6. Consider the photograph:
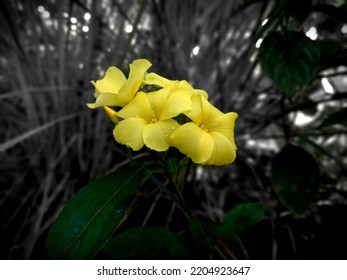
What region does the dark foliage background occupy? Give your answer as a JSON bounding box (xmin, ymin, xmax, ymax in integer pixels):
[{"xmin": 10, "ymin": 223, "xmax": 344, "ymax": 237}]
[{"xmin": 1, "ymin": 0, "xmax": 347, "ymax": 259}]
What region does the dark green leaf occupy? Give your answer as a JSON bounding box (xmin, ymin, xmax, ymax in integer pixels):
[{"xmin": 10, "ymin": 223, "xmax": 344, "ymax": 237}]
[
  {"xmin": 259, "ymin": 30, "xmax": 320, "ymax": 95},
  {"xmin": 103, "ymin": 227, "xmax": 193, "ymax": 259},
  {"xmin": 218, "ymin": 202, "xmax": 265, "ymax": 241},
  {"xmin": 188, "ymin": 217, "xmax": 217, "ymax": 251},
  {"xmin": 271, "ymin": 144, "xmax": 320, "ymax": 215},
  {"xmin": 320, "ymin": 108, "xmax": 347, "ymax": 128},
  {"xmin": 44, "ymin": 164, "xmax": 146, "ymax": 259}
]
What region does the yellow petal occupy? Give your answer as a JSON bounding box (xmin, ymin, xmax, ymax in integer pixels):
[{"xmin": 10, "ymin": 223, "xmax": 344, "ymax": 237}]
[
  {"xmin": 86, "ymin": 92, "xmax": 120, "ymax": 108},
  {"xmin": 93, "ymin": 89, "xmax": 100, "ymax": 99},
  {"xmin": 177, "ymin": 80, "xmax": 193, "ymax": 90},
  {"xmin": 143, "ymin": 119, "xmax": 179, "ymax": 151},
  {"xmin": 144, "ymin": 72, "xmax": 173, "ymax": 89},
  {"xmin": 91, "ymin": 66, "xmax": 126, "ymax": 94},
  {"xmin": 201, "ymin": 96, "xmax": 223, "ymax": 123},
  {"xmin": 145, "ymin": 73, "xmax": 196, "ymax": 91},
  {"xmin": 185, "ymin": 95, "xmax": 224, "ymax": 125},
  {"xmin": 117, "ymin": 92, "xmax": 151, "ymax": 121},
  {"xmin": 191, "ymin": 89, "xmax": 208, "ymax": 99},
  {"xmin": 113, "ymin": 118, "xmax": 147, "ymax": 151},
  {"xmin": 146, "ymin": 89, "xmax": 169, "ymax": 118},
  {"xmin": 204, "ymin": 132, "xmax": 236, "ymax": 165},
  {"xmin": 209, "ymin": 112, "xmax": 238, "ymax": 149},
  {"xmin": 118, "ymin": 59, "xmax": 152, "ymax": 106},
  {"xmin": 184, "ymin": 94, "xmax": 203, "ymax": 124},
  {"xmin": 86, "ymin": 103, "xmax": 96, "ymax": 109},
  {"xmin": 160, "ymin": 90, "xmax": 192, "ymax": 120},
  {"xmin": 171, "ymin": 122, "xmax": 214, "ymax": 163}
]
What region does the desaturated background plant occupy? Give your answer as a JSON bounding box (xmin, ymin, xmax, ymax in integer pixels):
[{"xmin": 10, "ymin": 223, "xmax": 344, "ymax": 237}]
[{"xmin": 1, "ymin": 0, "xmax": 347, "ymax": 259}]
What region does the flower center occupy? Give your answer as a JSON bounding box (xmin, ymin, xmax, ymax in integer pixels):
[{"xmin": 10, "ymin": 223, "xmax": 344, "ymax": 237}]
[
  {"xmin": 150, "ymin": 111, "xmax": 158, "ymax": 123},
  {"xmin": 199, "ymin": 123, "xmax": 209, "ymax": 132}
]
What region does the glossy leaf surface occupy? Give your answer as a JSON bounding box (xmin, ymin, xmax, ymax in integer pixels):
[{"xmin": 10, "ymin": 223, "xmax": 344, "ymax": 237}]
[{"xmin": 45, "ymin": 164, "xmax": 146, "ymax": 259}]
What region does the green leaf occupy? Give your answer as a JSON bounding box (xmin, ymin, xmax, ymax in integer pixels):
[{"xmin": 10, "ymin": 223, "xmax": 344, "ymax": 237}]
[
  {"xmin": 103, "ymin": 227, "xmax": 193, "ymax": 259},
  {"xmin": 259, "ymin": 30, "xmax": 320, "ymax": 95},
  {"xmin": 188, "ymin": 217, "xmax": 217, "ymax": 251},
  {"xmin": 44, "ymin": 164, "xmax": 147, "ymax": 259},
  {"xmin": 218, "ymin": 202, "xmax": 265, "ymax": 241},
  {"xmin": 271, "ymin": 144, "xmax": 320, "ymax": 215},
  {"xmin": 320, "ymin": 107, "xmax": 347, "ymax": 128}
]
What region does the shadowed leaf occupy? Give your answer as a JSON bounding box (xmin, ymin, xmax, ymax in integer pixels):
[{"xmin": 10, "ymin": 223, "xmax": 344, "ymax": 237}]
[
  {"xmin": 271, "ymin": 144, "xmax": 320, "ymax": 215},
  {"xmin": 218, "ymin": 202, "xmax": 264, "ymax": 241},
  {"xmin": 189, "ymin": 217, "xmax": 217, "ymax": 251},
  {"xmin": 44, "ymin": 164, "xmax": 147, "ymax": 259},
  {"xmin": 103, "ymin": 227, "xmax": 193, "ymax": 259},
  {"xmin": 259, "ymin": 30, "xmax": 320, "ymax": 95}
]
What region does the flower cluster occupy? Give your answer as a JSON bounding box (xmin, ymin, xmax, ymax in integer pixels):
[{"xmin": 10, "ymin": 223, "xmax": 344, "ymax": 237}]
[{"xmin": 87, "ymin": 59, "xmax": 238, "ymax": 165}]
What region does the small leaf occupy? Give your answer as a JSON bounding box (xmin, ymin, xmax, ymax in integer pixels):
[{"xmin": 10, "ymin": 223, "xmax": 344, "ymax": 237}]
[
  {"xmin": 271, "ymin": 144, "xmax": 320, "ymax": 215},
  {"xmin": 259, "ymin": 30, "xmax": 320, "ymax": 95},
  {"xmin": 44, "ymin": 164, "xmax": 147, "ymax": 259},
  {"xmin": 218, "ymin": 202, "xmax": 265, "ymax": 241},
  {"xmin": 320, "ymin": 107, "xmax": 347, "ymax": 128},
  {"xmin": 103, "ymin": 227, "xmax": 193, "ymax": 259}
]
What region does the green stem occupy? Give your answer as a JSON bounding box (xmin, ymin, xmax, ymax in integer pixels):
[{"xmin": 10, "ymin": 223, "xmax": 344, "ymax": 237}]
[
  {"xmin": 148, "ymin": 157, "xmax": 235, "ymax": 260},
  {"xmin": 146, "ymin": 167, "xmax": 192, "ymax": 220}
]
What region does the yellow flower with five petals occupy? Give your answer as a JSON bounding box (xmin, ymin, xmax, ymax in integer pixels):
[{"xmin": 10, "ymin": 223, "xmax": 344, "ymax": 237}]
[
  {"xmin": 171, "ymin": 94, "xmax": 237, "ymax": 165},
  {"xmin": 113, "ymin": 89, "xmax": 192, "ymax": 151},
  {"xmin": 87, "ymin": 59, "xmax": 151, "ymax": 109}
]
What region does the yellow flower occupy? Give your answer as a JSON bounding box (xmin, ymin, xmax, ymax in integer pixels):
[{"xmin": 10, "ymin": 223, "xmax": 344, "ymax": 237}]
[
  {"xmin": 87, "ymin": 59, "xmax": 151, "ymax": 109},
  {"xmin": 171, "ymin": 94, "xmax": 237, "ymax": 165},
  {"xmin": 113, "ymin": 90, "xmax": 192, "ymax": 152}
]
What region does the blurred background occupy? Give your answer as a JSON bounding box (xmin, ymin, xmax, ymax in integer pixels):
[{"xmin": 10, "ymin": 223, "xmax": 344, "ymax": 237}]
[{"xmin": 1, "ymin": 0, "xmax": 347, "ymax": 259}]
